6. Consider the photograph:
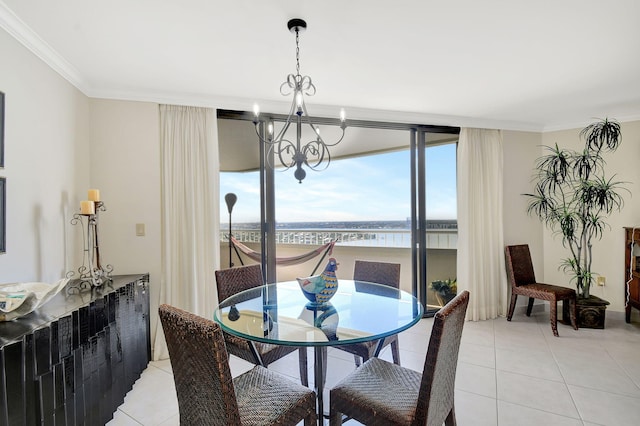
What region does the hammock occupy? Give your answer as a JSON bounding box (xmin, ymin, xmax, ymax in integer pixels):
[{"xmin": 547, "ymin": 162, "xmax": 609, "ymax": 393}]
[{"xmin": 230, "ymin": 236, "xmax": 335, "ymax": 267}]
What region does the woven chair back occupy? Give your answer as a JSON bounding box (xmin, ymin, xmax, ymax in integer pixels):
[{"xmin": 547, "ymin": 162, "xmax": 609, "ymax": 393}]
[
  {"xmin": 158, "ymin": 304, "xmax": 241, "ymax": 425},
  {"xmin": 353, "ymin": 260, "xmax": 401, "ymax": 289},
  {"xmin": 215, "ymin": 263, "xmax": 264, "ymax": 302},
  {"xmin": 505, "ymin": 244, "xmax": 537, "ymax": 287},
  {"xmin": 414, "ymin": 290, "xmax": 469, "ymax": 426}
]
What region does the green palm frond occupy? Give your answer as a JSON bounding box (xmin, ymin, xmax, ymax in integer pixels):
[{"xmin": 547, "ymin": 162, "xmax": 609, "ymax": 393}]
[
  {"xmin": 572, "ymin": 147, "xmax": 601, "ymax": 180},
  {"xmin": 535, "ymin": 144, "xmax": 571, "ymax": 185},
  {"xmin": 558, "ymin": 210, "xmax": 579, "ymax": 241},
  {"xmin": 580, "ymin": 118, "xmax": 621, "ymax": 152},
  {"xmin": 576, "ymin": 175, "xmax": 627, "ymax": 215},
  {"xmin": 585, "ymin": 212, "xmax": 608, "ymax": 240},
  {"xmin": 524, "ymin": 183, "xmax": 558, "ymax": 220}
]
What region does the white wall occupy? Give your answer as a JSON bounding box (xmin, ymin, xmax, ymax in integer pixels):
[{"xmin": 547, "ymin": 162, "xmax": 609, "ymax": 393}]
[
  {"xmin": 0, "ymin": 28, "xmax": 164, "ymax": 354},
  {"xmin": 0, "ymin": 27, "xmax": 89, "ymax": 283},
  {"xmin": 502, "ymin": 130, "xmax": 545, "ymax": 274},
  {"xmin": 88, "ymin": 99, "xmax": 162, "ymax": 337}
]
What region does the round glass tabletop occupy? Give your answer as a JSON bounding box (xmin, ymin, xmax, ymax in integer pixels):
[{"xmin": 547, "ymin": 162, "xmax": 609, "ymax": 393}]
[{"xmin": 214, "ymin": 279, "xmax": 423, "ymax": 347}]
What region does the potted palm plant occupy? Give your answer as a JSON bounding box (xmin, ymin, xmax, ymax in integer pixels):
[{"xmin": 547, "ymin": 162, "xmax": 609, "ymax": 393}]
[
  {"xmin": 430, "ymin": 278, "xmax": 457, "ymax": 306},
  {"xmin": 524, "ymin": 118, "xmax": 627, "ymax": 327}
]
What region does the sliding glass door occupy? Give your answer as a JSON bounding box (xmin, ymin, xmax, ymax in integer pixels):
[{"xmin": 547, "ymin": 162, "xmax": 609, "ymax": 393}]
[
  {"xmin": 272, "ymin": 128, "xmax": 413, "ymax": 291},
  {"xmin": 413, "ymin": 132, "xmax": 458, "ymax": 315},
  {"xmin": 217, "ymin": 110, "xmax": 458, "ymax": 316}
]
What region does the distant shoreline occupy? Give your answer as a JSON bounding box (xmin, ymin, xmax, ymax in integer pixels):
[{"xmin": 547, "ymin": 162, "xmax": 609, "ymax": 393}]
[{"xmin": 228, "ymin": 219, "xmax": 457, "ymax": 230}]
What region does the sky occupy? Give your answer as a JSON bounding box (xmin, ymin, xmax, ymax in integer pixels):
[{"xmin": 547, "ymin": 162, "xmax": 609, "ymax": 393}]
[{"xmin": 220, "ymin": 144, "xmax": 457, "ymax": 224}]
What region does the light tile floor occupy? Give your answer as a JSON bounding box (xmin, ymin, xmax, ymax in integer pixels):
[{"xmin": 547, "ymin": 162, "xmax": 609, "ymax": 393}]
[{"xmin": 107, "ymin": 310, "xmax": 640, "ymax": 425}]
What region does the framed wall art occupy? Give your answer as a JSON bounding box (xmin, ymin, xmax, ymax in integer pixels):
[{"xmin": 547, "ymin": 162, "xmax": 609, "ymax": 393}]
[
  {"xmin": 0, "ymin": 91, "xmax": 4, "ymax": 168},
  {"xmin": 0, "ymin": 177, "xmax": 5, "ymax": 253}
]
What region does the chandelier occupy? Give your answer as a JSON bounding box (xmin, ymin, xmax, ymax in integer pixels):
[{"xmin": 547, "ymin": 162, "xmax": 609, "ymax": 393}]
[{"xmin": 253, "ymin": 18, "xmax": 347, "ymax": 183}]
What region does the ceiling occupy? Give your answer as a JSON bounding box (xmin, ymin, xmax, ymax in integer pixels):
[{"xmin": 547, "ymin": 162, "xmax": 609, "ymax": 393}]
[{"xmin": 2, "ymin": 0, "xmax": 639, "ymax": 132}]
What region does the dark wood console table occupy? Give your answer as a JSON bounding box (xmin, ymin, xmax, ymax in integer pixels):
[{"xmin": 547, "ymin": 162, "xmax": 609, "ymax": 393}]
[
  {"xmin": 624, "ymin": 228, "xmax": 640, "ymax": 323},
  {"xmin": 0, "ymin": 274, "xmax": 150, "ymax": 425}
]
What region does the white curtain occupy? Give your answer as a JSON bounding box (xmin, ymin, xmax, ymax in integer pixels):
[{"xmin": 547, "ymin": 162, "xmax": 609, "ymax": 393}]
[
  {"xmin": 456, "ymin": 128, "xmax": 508, "ymax": 320},
  {"xmin": 153, "ymin": 105, "xmax": 220, "ymax": 360}
]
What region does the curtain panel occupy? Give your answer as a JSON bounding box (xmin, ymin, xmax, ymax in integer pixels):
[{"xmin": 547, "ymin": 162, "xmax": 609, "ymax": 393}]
[
  {"xmin": 153, "ymin": 105, "xmax": 220, "ymax": 360},
  {"xmin": 456, "ymin": 128, "xmax": 508, "ymax": 320}
]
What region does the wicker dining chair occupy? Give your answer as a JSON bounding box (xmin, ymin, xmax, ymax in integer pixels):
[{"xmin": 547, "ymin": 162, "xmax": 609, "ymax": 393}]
[
  {"xmin": 329, "ymin": 290, "xmax": 469, "ymax": 426},
  {"xmin": 504, "ymin": 244, "xmax": 578, "ymax": 337},
  {"xmin": 215, "ymin": 264, "xmax": 309, "ymax": 386},
  {"xmin": 335, "ymin": 260, "xmax": 402, "ymax": 366},
  {"xmin": 159, "ymin": 304, "xmax": 316, "ymax": 426}
]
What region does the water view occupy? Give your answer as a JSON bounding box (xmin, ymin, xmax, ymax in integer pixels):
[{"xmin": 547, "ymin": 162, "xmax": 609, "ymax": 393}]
[{"xmin": 224, "ymin": 220, "xmax": 457, "ymax": 249}]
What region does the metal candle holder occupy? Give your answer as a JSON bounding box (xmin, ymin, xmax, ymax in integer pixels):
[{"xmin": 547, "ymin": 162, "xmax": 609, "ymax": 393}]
[{"xmin": 68, "ymin": 201, "xmax": 113, "ymax": 291}]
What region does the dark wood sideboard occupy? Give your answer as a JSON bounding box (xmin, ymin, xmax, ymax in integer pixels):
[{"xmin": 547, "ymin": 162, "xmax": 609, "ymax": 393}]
[
  {"xmin": 0, "ymin": 274, "xmax": 150, "ymax": 425},
  {"xmin": 624, "ymin": 228, "xmax": 640, "ymax": 322}
]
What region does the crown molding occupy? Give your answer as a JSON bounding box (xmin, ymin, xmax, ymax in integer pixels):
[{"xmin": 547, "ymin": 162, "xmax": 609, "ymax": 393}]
[
  {"xmin": 542, "ymin": 112, "xmax": 640, "ymax": 133},
  {"xmin": 0, "ymin": 1, "xmax": 89, "ymax": 93},
  {"xmin": 90, "ymin": 87, "xmax": 547, "ymax": 133}
]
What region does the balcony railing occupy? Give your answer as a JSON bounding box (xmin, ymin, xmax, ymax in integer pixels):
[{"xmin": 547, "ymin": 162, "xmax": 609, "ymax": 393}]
[{"xmin": 222, "ymin": 228, "xmax": 457, "ymax": 249}]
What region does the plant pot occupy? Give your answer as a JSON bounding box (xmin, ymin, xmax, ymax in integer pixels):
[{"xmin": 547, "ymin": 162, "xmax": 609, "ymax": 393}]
[
  {"xmin": 435, "ymin": 292, "xmax": 456, "ymax": 307},
  {"xmin": 562, "ymin": 295, "xmax": 610, "ymax": 329}
]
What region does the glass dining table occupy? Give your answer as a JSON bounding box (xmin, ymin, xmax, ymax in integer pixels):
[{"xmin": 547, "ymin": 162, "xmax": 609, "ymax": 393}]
[{"xmin": 214, "ymin": 279, "xmax": 423, "ymax": 424}]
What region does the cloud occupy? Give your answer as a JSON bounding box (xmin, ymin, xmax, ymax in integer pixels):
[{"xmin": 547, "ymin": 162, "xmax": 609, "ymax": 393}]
[{"xmin": 221, "ymin": 145, "xmax": 457, "ymax": 223}]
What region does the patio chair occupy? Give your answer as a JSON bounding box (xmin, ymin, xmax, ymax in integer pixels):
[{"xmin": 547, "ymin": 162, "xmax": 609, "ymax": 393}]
[
  {"xmin": 335, "ymin": 260, "xmax": 402, "ymax": 366},
  {"xmin": 159, "ymin": 304, "xmax": 317, "ymax": 426},
  {"xmin": 215, "ymin": 264, "xmax": 309, "ymax": 386},
  {"xmin": 504, "ymin": 244, "xmax": 578, "ymax": 337},
  {"xmin": 329, "ymin": 291, "xmax": 470, "ymax": 426}
]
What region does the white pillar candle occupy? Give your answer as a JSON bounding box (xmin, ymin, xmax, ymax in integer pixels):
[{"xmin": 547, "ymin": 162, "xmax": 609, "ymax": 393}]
[
  {"xmin": 80, "ymin": 200, "xmax": 95, "ymax": 215},
  {"xmin": 88, "ymin": 189, "xmax": 100, "ymax": 202}
]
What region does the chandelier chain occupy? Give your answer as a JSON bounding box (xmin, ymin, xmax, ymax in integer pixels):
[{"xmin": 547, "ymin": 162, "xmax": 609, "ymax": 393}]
[{"xmin": 295, "ymin": 28, "xmax": 300, "ymax": 79}]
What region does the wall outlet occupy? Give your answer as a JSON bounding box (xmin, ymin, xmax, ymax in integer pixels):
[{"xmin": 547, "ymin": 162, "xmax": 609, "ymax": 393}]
[{"xmin": 596, "ymin": 276, "xmax": 606, "ymax": 286}]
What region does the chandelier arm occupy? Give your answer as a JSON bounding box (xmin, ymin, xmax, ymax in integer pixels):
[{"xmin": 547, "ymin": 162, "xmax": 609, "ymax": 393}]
[
  {"xmin": 267, "ymin": 144, "xmax": 298, "ymax": 173},
  {"xmin": 266, "ymin": 143, "xmax": 297, "ymax": 171},
  {"xmin": 319, "ymin": 126, "xmax": 346, "ymax": 147},
  {"xmin": 272, "ymin": 92, "xmax": 302, "ymax": 142},
  {"xmin": 299, "ymin": 102, "xmax": 346, "ymax": 147},
  {"xmin": 276, "ymin": 139, "xmax": 299, "ymax": 169},
  {"xmin": 253, "ymin": 108, "xmax": 295, "ymax": 146},
  {"xmin": 302, "ymin": 141, "xmax": 331, "ymax": 171},
  {"xmin": 252, "ymin": 120, "xmax": 270, "ymax": 145},
  {"xmin": 253, "ymin": 125, "xmax": 267, "ymax": 144},
  {"xmin": 267, "ymin": 140, "xmax": 296, "ymax": 172},
  {"xmin": 272, "ymin": 118, "xmax": 293, "ymax": 145}
]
